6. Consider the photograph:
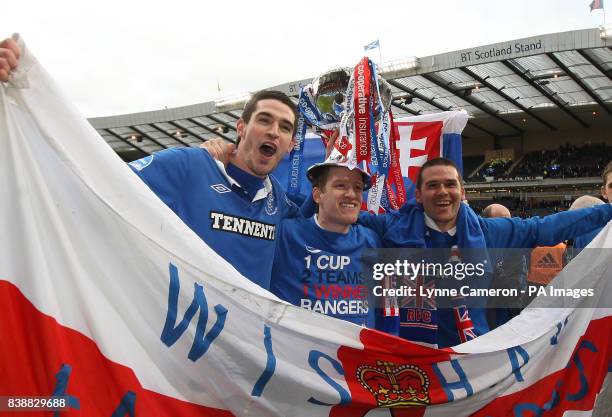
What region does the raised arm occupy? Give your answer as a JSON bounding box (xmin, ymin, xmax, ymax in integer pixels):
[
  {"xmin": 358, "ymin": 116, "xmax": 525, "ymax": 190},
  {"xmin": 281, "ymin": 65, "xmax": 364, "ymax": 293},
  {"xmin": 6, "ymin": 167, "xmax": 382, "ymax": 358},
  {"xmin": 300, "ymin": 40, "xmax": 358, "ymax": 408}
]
[{"xmin": 481, "ymin": 204, "xmax": 612, "ymax": 248}]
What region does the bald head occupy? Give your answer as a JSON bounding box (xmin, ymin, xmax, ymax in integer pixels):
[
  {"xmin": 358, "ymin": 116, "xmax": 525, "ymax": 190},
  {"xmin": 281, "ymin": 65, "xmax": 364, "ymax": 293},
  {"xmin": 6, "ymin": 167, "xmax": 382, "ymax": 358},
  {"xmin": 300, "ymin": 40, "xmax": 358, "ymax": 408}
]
[
  {"xmin": 482, "ymin": 203, "xmax": 511, "ymax": 218},
  {"xmin": 569, "ymin": 195, "xmax": 604, "ymax": 211}
]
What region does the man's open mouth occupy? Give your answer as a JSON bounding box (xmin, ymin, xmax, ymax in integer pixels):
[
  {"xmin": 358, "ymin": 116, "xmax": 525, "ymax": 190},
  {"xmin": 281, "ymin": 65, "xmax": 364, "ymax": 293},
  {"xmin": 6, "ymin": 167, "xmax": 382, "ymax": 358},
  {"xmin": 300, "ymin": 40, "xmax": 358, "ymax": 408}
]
[{"xmin": 260, "ymin": 143, "xmax": 277, "ymax": 157}]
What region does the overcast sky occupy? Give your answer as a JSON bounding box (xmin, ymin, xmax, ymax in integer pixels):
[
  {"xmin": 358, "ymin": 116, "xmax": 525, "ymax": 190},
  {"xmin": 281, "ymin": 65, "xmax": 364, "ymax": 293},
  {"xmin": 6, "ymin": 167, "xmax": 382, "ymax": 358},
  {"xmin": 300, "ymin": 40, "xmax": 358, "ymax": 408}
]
[{"xmin": 2, "ymin": 0, "xmax": 608, "ymax": 117}]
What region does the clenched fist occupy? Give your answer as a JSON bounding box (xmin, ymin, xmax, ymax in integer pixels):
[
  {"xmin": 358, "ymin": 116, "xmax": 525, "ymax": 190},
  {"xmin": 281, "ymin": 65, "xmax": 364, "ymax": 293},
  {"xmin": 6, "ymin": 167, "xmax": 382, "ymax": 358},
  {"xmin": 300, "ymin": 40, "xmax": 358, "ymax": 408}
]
[{"xmin": 0, "ymin": 37, "xmax": 20, "ymax": 82}]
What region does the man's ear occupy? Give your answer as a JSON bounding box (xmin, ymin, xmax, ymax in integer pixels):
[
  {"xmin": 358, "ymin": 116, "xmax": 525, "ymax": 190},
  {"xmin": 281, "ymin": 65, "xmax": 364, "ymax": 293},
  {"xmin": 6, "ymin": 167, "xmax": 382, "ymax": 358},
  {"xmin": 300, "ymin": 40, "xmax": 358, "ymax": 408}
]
[
  {"xmin": 286, "ymin": 136, "xmax": 297, "ymax": 154},
  {"xmin": 415, "ymin": 188, "xmax": 422, "ymax": 204},
  {"xmin": 602, "ymin": 185, "xmax": 608, "ymax": 202},
  {"xmin": 312, "ymin": 187, "xmax": 322, "ymax": 204},
  {"xmin": 236, "ymin": 118, "xmax": 245, "ymax": 142}
]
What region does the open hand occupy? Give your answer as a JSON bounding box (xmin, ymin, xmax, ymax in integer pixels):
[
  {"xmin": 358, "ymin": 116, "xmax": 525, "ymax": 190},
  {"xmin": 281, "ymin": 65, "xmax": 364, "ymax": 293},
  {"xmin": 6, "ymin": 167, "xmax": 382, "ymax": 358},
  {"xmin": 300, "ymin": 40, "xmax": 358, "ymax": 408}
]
[{"xmin": 200, "ymin": 138, "xmax": 236, "ymax": 166}]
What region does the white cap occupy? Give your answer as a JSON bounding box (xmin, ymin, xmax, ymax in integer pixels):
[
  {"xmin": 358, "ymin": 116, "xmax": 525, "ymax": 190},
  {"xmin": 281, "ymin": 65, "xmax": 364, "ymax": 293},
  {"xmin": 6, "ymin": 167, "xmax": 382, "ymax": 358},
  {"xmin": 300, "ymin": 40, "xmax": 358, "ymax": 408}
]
[{"xmin": 306, "ymin": 161, "xmax": 372, "ymax": 190}]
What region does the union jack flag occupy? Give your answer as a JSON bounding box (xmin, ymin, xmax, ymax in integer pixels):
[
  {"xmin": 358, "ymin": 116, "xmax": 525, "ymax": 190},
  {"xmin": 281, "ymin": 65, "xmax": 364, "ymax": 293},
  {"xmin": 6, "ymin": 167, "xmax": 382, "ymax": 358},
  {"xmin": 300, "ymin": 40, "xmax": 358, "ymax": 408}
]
[
  {"xmin": 454, "ymin": 305, "xmax": 477, "ymax": 343},
  {"xmin": 399, "ymin": 275, "xmax": 437, "ymax": 310}
]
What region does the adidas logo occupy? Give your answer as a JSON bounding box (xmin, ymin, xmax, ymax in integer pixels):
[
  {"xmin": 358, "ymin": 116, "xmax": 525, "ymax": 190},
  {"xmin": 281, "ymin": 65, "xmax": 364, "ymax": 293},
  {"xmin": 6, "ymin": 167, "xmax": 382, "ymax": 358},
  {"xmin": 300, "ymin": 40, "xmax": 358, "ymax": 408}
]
[{"xmin": 536, "ymin": 253, "xmax": 561, "ymax": 268}]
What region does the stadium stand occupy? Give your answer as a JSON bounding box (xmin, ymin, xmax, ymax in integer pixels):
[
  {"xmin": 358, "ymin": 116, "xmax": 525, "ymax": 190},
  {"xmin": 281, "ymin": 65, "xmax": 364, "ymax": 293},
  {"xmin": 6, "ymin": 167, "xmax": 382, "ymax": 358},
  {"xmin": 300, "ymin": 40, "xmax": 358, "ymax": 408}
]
[
  {"xmin": 463, "ymin": 155, "xmax": 485, "ymax": 178},
  {"xmin": 509, "ymin": 143, "xmax": 612, "ymax": 179},
  {"xmin": 85, "ymin": 28, "xmax": 612, "ymax": 217},
  {"xmin": 469, "ymin": 158, "xmax": 514, "ymax": 182}
]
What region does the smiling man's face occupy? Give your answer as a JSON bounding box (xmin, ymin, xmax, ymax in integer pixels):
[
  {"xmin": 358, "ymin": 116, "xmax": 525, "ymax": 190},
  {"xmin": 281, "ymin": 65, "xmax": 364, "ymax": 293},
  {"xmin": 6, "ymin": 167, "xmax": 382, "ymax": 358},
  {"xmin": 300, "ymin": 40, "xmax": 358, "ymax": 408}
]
[
  {"xmin": 416, "ymin": 164, "xmax": 465, "ymax": 232},
  {"xmin": 234, "ymin": 99, "xmax": 295, "ymax": 178},
  {"xmin": 313, "ymin": 166, "xmax": 365, "ymax": 234}
]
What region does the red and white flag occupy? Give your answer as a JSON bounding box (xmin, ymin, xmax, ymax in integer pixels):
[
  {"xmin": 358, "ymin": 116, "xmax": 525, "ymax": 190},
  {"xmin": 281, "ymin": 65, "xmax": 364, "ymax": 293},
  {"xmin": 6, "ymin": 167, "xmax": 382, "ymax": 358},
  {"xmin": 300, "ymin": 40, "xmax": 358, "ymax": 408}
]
[{"xmin": 1, "ymin": 36, "xmax": 611, "ymax": 417}]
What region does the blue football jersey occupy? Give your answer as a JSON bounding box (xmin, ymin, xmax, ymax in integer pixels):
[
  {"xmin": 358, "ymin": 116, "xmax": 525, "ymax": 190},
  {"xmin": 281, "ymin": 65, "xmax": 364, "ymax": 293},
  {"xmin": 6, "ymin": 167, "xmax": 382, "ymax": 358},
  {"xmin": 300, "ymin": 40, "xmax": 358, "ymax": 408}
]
[
  {"xmin": 270, "ymin": 216, "xmax": 381, "ymax": 327},
  {"xmin": 129, "ymin": 147, "xmax": 298, "ymax": 289}
]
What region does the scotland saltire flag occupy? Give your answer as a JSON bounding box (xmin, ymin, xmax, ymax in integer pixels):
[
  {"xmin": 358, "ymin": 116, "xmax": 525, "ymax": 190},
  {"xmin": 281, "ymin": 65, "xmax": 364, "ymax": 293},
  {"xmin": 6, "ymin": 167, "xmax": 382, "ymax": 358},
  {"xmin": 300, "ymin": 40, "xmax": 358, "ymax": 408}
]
[
  {"xmin": 363, "ymin": 39, "xmax": 380, "ymax": 51},
  {"xmin": 2, "ymin": 35, "xmax": 612, "ymax": 417}
]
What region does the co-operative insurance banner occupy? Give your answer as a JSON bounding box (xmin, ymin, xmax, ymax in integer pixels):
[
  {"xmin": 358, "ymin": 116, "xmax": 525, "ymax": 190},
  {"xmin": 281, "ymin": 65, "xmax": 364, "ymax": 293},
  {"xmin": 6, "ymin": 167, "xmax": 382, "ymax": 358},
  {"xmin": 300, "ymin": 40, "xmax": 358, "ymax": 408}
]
[{"xmin": 1, "ymin": 37, "xmax": 611, "ymax": 417}]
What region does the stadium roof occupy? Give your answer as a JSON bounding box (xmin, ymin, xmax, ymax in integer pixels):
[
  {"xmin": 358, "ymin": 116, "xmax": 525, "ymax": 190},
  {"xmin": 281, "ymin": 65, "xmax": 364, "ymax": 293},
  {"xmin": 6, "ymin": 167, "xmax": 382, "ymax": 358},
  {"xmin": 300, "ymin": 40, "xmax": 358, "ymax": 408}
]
[{"xmin": 88, "ymin": 27, "xmax": 612, "ymax": 160}]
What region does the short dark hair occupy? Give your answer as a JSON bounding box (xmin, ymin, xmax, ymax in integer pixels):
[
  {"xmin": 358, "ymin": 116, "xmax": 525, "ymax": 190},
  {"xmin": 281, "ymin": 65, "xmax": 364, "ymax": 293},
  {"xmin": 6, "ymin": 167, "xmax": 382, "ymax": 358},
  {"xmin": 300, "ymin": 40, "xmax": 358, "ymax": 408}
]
[
  {"xmin": 310, "ymin": 165, "xmax": 332, "ymax": 191},
  {"xmin": 241, "ymin": 90, "xmax": 298, "ymax": 135},
  {"xmin": 416, "ymin": 157, "xmax": 462, "ymax": 190},
  {"xmin": 602, "ymin": 161, "xmax": 612, "ymax": 185},
  {"xmin": 309, "ymin": 165, "xmax": 332, "ymax": 214}
]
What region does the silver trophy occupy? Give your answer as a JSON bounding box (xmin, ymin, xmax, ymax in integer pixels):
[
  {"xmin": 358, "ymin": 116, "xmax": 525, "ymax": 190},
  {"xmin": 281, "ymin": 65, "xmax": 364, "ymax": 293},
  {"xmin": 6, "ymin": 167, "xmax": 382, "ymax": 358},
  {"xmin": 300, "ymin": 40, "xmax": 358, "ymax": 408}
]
[
  {"xmin": 311, "ymin": 68, "xmax": 351, "ymax": 125},
  {"xmin": 310, "ymin": 66, "xmax": 393, "ymax": 129}
]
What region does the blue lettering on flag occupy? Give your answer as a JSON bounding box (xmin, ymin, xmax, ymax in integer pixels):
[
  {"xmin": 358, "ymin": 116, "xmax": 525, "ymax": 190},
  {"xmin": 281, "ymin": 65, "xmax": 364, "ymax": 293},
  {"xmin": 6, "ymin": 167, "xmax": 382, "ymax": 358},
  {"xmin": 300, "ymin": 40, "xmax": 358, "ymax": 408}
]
[
  {"xmin": 432, "ymin": 359, "xmax": 474, "ymax": 401},
  {"xmin": 513, "ymin": 339, "xmax": 598, "ymax": 414},
  {"xmin": 109, "ymin": 391, "xmax": 136, "ymax": 417},
  {"xmin": 251, "ymin": 325, "xmax": 276, "ymax": 397},
  {"xmin": 513, "ymin": 386, "xmax": 560, "ymax": 417},
  {"xmin": 160, "ymin": 263, "xmax": 228, "ymax": 362},
  {"xmin": 307, "ymin": 350, "xmax": 351, "ymax": 406},
  {"xmin": 507, "ymin": 346, "xmax": 530, "ymax": 382},
  {"xmin": 51, "ymin": 364, "xmax": 138, "ymax": 416},
  {"xmin": 566, "ymin": 340, "xmax": 596, "ymax": 401},
  {"xmin": 550, "ymin": 317, "xmax": 569, "ymax": 345},
  {"xmin": 51, "ymin": 364, "xmax": 80, "ymax": 416}
]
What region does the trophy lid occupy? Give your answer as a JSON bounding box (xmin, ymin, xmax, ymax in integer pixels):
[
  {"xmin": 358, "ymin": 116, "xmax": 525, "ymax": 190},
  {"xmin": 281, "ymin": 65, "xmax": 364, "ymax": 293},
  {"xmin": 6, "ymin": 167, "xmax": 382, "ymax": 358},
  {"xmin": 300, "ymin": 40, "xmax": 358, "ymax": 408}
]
[{"xmin": 312, "ymin": 68, "xmax": 351, "ymax": 118}]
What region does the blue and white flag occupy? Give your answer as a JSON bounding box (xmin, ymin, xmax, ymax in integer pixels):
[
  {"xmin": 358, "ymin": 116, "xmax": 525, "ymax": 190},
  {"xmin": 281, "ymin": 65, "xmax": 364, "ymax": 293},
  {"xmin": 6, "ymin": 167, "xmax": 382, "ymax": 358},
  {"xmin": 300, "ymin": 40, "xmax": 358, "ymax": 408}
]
[{"xmin": 363, "ymin": 39, "xmax": 380, "ymax": 51}]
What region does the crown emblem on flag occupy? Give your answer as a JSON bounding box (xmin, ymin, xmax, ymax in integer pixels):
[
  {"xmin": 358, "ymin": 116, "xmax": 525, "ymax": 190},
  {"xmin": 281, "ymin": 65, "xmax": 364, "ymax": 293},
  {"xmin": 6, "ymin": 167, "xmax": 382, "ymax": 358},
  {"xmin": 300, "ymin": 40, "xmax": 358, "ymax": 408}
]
[{"xmin": 356, "ymin": 361, "xmax": 430, "ymax": 407}]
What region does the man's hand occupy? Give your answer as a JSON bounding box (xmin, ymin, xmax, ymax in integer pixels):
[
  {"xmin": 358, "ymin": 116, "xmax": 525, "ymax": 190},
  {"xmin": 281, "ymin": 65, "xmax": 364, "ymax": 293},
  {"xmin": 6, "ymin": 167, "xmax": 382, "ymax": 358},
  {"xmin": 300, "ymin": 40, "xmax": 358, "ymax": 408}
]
[
  {"xmin": 200, "ymin": 138, "xmax": 236, "ymax": 166},
  {"xmin": 0, "ymin": 37, "xmax": 20, "ymax": 82},
  {"xmin": 325, "ymin": 129, "xmax": 339, "ymax": 159}
]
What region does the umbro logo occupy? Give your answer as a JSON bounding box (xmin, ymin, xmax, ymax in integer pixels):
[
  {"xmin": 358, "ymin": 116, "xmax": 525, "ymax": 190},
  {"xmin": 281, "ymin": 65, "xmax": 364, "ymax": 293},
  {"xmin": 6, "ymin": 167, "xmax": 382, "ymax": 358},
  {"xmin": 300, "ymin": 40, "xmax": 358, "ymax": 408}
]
[{"xmin": 211, "ymin": 184, "xmax": 231, "ymax": 194}]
